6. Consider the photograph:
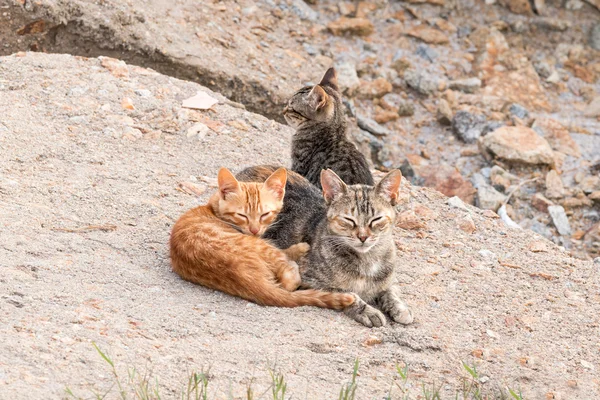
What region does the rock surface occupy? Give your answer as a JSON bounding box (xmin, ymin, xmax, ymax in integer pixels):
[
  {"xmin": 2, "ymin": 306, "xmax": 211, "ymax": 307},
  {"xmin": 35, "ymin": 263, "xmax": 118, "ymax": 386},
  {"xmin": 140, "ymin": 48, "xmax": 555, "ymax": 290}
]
[
  {"xmin": 2, "ymin": 53, "xmax": 598, "ymax": 399},
  {"xmin": 479, "ymin": 126, "xmax": 555, "ymax": 165}
]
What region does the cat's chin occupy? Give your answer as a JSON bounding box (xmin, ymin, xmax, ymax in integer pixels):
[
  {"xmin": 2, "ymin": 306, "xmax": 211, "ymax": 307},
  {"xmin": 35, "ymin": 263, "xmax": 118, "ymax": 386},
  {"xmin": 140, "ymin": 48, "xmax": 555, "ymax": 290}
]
[{"xmin": 353, "ymin": 244, "xmax": 375, "ymax": 254}]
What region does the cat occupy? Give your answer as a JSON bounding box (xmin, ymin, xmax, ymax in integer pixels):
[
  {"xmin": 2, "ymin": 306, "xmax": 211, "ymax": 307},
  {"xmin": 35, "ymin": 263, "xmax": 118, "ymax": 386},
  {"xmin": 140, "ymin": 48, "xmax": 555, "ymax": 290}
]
[
  {"xmin": 169, "ymin": 167, "xmax": 355, "ymax": 310},
  {"xmin": 237, "ymin": 166, "xmax": 413, "ymax": 327},
  {"xmin": 283, "ymin": 67, "xmax": 374, "ymax": 189}
]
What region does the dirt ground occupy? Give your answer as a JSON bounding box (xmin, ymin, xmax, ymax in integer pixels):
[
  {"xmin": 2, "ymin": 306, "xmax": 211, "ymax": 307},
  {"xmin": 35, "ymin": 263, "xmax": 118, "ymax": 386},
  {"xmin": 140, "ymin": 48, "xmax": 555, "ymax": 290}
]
[{"xmin": 1, "ymin": 53, "xmax": 599, "ymax": 399}]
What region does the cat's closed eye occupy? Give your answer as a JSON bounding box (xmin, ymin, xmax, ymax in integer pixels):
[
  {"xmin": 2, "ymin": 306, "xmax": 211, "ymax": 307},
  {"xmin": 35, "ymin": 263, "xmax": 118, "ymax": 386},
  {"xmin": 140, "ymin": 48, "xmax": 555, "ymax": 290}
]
[
  {"xmin": 235, "ymin": 213, "xmax": 249, "ymax": 221},
  {"xmin": 339, "ymin": 216, "xmax": 357, "ymax": 228},
  {"xmin": 260, "ymin": 211, "xmax": 273, "ymax": 221}
]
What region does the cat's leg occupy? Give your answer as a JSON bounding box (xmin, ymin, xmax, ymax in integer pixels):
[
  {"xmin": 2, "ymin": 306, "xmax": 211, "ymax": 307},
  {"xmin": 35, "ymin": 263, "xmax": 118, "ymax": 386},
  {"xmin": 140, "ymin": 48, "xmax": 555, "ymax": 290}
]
[
  {"xmin": 282, "ymin": 242, "xmax": 310, "ymax": 262},
  {"xmin": 376, "ymin": 285, "xmax": 413, "ymax": 325},
  {"xmin": 276, "ymin": 260, "xmax": 302, "ymax": 292},
  {"xmin": 344, "ymin": 293, "xmax": 387, "ymax": 328}
]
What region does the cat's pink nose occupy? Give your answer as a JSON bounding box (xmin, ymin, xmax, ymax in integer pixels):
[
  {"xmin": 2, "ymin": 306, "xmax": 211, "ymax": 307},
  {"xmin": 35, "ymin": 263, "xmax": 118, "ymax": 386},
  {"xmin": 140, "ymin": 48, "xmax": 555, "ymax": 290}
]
[
  {"xmin": 250, "ymin": 227, "xmax": 259, "ymax": 235},
  {"xmin": 358, "ymin": 235, "xmax": 368, "ymax": 243}
]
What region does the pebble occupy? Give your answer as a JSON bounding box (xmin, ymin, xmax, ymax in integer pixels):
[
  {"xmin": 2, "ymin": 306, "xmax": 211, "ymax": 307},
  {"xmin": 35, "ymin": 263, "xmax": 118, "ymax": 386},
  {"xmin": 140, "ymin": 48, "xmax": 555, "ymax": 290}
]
[
  {"xmin": 448, "ymin": 78, "xmax": 481, "ymax": 94},
  {"xmin": 531, "ymin": 193, "xmax": 554, "ymax": 213},
  {"xmin": 565, "ymin": 0, "xmax": 584, "ymax": 9},
  {"xmin": 591, "ymin": 23, "xmax": 600, "ymax": 51},
  {"xmin": 187, "ymin": 122, "xmax": 210, "ymax": 139},
  {"xmin": 584, "ymin": 97, "xmax": 600, "ymax": 118},
  {"xmin": 327, "ymin": 17, "xmax": 374, "ymax": 36},
  {"xmin": 458, "ymin": 215, "xmax": 476, "ymax": 233},
  {"xmin": 533, "ymin": 18, "xmax": 571, "ymax": 32},
  {"xmin": 406, "ymin": 25, "xmax": 449, "ymax": 44},
  {"xmin": 356, "ymin": 115, "xmax": 390, "ymax": 136},
  {"xmin": 135, "ymin": 89, "xmax": 152, "ymax": 97},
  {"xmin": 448, "ymin": 196, "xmax": 469, "ymax": 212},
  {"xmin": 397, "ymin": 100, "xmax": 415, "ymax": 117},
  {"xmin": 356, "ymin": 77, "xmax": 392, "ymax": 99},
  {"xmin": 508, "ymin": 103, "xmax": 529, "ymax": 119},
  {"xmin": 532, "ymin": 117, "xmax": 581, "ymax": 158},
  {"xmin": 476, "ymin": 183, "xmax": 507, "ymax": 211},
  {"xmin": 548, "ymin": 205, "xmax": 571, "ymax": 236},
  {"xmin": 404, "ymin": 69, "xmax": 439, "ymax": 96},
  {"xmin": 437, "ymin": 99, "xmax": 453, "ymax": 125},
  {"xmin": 545, "ymin": 170, "xmax": 565, "ymax": 199},
  {"xmin": 336, "ymin": 62, "xmax": 360, "ymax": 95},
  {"xmin": 451, "ymin": 110, "xmax": 487, "ymax": 143},
  {"xmin": 479, "ymin": 126, "xmax": 554, "ymax": 165},
  {"xmin": 415, "ymin": 44, "xmax": 438, "ymax": 62}
]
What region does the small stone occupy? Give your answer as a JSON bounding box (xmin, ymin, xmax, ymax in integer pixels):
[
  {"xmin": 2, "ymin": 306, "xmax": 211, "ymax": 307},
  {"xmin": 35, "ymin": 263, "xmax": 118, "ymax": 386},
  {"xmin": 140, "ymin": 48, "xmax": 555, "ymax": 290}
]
[
  {"xmin": 187, "ymin": 122, "xmax": 210, "ymax": 139},
  {"xmin": 406, "ymin": 25, "xmax": 449, "ymax": 44},
  {"xmin": 548, "ymin": 205, "xmax": 571, "ymax": 236},
  {"xmin": 531, "ymin": 193, "xmax": 554, "ymax": 212},
  {"xmin": 533, "ymin": 18, "xmax": 571, "ymax": 32},
  {"xmin": 374, "ymin": 109, "xmax": 398, "ymax": 124},
  {"xmin": 584, "ymin": 97, "xmax": 600, "ymax": 118},
  {"xmin": 327, "ymin": 17, "xmax": 374, "ymax": 36},
  {"xmin": 545, "ymin": 170, "xmax": 565, "ymax": 199},
  {"xmin": 178, "ymin": 181, "xmax": 207, "ymax": 196},
  {"xmin": 121, "ymin": 97, "xmax": 134, "ymax": 110},
  {"xmin": 579, "ymin": 176, "xmax": 600, "ymax": 194},
  {"xmin": 589, "ymin": 191, "xmax": 600, "ymax": 202},
  {"xmin": 546, "ymin": 70, "xmax": 561, "ymax": 84},
  {"xmin": 528, "ymin": 240, "xmax": 549, "ymax": 252},
  {"xmin": 356, "ymin": 78, "xmax": 392, "ymax": 99},
  {"xmin": 476, "ymin": 184, "xmax": 507, "ymax": 211},
  {"xmin": 490, "ymin": 166, "xmax": 517, "ymax": 192},
  {"xmin": 590, "ymin": 23, "xmax": 600, "ymax": 51},
  {"xmin": 415, "ymin": 44, "xmax": 438, "ymax": 62},
  {"xmin": 451, "ymin": 110, "xmax": 487, "ymax": 143},
  {"xmin": 100, "ymin": 56, "xmax": 129, "ymax": 78},
  {"xmin": 508, "ymin": 103, "xmax": 529, "ymax": 119},
  {"xmin": 503, "ymin": 0, "xmax": 533, "ymax": 14},
  {"xmin": 336, "ymin": 62, "xmax": 360, "ymax": 95},
  {"xmin": 580, "ymin": 360, "xmax": 595, "ymax": 370},
  {"xmin": 404, "ymin": 69, "xmax": 439, "ymax": 95},
  {"xmin": 448, "ymin": 78, "xmax": 482, "ymax": 94},
  {"xmin": 458, "ymin": 215, "xmax": 476, "ymax": 233},
  {"xmin": 437, "ymin": 99, "xmax": 453, "ymax": 125},
  {"xmin": 532, "ymin": 118, "xmax": 581, "ymax": 158},
  {"xmin": 448, "ymin": 196, "xmax": 469, "ymax": 211},
  {"xmin": 416, "ymin": 164, "xmax": 476, "ymax": 203},
  {"xmin": 397, "ymin": 100, "xmax": 415, "ymax": 117},
  {"xmin": 479, "ymin": 126, "xmax": 554, "ymax": 165},
  {"xmin": 122, "ymin": 126, "xmax": 142, "ymax": 140},
  {"xmin": 356, "ymin": 115, "xmax": 391, "ymax": 136},
  {"xmin": 391, "ymin": 51, "xmax": 412, "ymax": 74},
  {"xmin": 135, "ymin": 89, "xmax": 152, "ymax": 98},
  {"xmin": 565, "ymin": 0, "xmax": 584, "ymax": 9},
  {"xmin": 397, "ymin": 210, "xmax": 427, "ymax": 230}
]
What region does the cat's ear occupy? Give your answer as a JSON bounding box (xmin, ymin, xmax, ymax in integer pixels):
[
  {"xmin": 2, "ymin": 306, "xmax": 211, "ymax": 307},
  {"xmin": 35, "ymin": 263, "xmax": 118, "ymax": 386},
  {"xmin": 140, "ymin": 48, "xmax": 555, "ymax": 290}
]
[
  {"xmin": 321, "ymin": 169, "xmax": 347, "ymax": 204},
  {"xmin": 319, "ymin": 67, "xmax": 339, "ymax": 92},
  {"xmin": 375, "ymin": 169, "xmax": 402, "ymax": 206},
  {"xmin": 217, "ymin": 168, "xmax": 240, "ymax": 199},
  {"xmin": 308, "ymin": 85, "xmax": 329, "ymax": 111},
  {"xmin": 263, "ymin": 167, "xmax": 287, "ymax": 201}
]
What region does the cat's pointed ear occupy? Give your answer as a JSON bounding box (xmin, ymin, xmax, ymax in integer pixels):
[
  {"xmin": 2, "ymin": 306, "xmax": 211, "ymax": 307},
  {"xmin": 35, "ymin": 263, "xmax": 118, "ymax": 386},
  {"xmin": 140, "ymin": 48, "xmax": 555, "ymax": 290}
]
[
  {"xmin": 217, "ymin": 168, "xmax": 240, "ymax": 199},
  {"xmin": 308, "ymin": 85, "xmax": 329, "ymax": 111},
  {"xmin": 263, "ymin": 167, "xmax": 287, "ymax": 201},
  {"xmin": 319, "ymin": 67, "xmax": 339, "ymax": 92},
  {"xmin": 321, "ymin": 169, "xmax": 347, "ymax": 204},
  {"xmin": 375, "ymin": 169, "xmax": 402, "ymax": 206}
]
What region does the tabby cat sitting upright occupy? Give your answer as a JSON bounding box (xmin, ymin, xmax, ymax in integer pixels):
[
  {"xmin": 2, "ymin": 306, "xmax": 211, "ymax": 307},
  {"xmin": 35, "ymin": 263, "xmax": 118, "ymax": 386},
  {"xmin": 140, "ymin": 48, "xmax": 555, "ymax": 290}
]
[
  {"xmin": 237, "ymin": 166, "xmax": 413, "ymax": 327},
  {"xmin": 283, "ymin": 67, "xmax": 373, "ymax": 188},
  {"xmin": 170, "ymin": 167, "xmax": 354, "ymax": 310}
]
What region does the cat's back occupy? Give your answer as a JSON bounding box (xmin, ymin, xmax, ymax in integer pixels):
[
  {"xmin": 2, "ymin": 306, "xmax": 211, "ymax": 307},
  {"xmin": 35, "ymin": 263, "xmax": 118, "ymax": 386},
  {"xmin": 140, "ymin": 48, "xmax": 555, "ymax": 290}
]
[{"xmin": 236, "ymin": 165, "xmax": 326, "ymax": 248}]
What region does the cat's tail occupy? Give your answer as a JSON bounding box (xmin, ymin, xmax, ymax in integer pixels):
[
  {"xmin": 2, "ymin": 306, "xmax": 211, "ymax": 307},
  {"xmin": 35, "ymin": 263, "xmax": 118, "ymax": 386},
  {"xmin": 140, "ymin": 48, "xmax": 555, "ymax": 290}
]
[{"xmin": 258, "ymin": 288, "xmax": 355, "ymax": 310}]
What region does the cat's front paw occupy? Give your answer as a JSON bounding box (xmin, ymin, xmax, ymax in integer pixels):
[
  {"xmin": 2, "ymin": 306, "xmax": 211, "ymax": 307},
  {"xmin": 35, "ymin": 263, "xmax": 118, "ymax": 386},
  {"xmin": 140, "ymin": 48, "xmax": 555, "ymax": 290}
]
[
  {"xmin": 354, "ymin": 304, "xmax": 387, "ymax": 328},
  {"xmin": 388, "ymin": 302, "xmax": 414, "ymax": 325},
  {"xmin": 344, "ymin": 296, "xmax": 387, "ymax": 328}
]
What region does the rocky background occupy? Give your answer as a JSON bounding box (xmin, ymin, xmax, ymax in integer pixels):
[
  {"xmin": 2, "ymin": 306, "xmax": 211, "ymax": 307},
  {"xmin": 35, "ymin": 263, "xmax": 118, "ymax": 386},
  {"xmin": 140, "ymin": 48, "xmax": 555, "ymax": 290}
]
[
  {"xmin": 2, "ymin": 0, "xmax": 599, "ymax": 259},
  {"xmin": 1, "ymin": 0, "xmax": 600, "ymax": 398}
]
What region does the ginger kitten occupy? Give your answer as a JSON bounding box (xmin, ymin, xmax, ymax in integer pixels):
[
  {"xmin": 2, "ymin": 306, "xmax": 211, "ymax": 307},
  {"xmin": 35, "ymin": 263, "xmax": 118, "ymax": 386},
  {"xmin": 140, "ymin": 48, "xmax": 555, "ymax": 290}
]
[{"xmin": 170, "ymin": 167, "xmax": 354, "ymax": 309}]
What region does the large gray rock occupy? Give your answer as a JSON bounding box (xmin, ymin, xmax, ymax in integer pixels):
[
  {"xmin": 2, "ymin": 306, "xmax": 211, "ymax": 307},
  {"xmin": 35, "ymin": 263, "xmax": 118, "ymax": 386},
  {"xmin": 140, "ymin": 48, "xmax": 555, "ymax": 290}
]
[{"xmin": 548, "ymin": 205, "xmax": 572, "ymax": 236}]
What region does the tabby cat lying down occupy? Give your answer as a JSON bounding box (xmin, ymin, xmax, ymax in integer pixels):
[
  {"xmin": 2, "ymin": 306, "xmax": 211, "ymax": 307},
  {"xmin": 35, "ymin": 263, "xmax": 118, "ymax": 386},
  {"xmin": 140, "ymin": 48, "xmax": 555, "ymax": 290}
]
[
  {"xmin": 169, "ymin": 167, "xmax": 354, "ymax": 310},
  {"xmin": 238, "ymin": 166, "xmax": 413, "ymax": 327}
]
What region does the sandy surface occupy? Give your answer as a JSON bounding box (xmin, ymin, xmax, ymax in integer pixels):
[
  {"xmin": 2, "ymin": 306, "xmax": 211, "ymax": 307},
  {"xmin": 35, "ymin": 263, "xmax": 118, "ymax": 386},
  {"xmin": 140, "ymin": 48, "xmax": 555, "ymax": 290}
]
[{"xmin": 1, "ymin": 53, "xmax": 599, "ymax": 399}]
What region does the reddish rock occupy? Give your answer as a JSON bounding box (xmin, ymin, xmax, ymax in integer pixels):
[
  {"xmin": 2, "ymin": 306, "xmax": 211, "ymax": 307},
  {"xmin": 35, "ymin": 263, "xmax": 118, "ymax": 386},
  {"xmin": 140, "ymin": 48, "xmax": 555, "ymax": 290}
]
[
  {"xmin": 545, "ymin": 170, "xmax": 565, "ymax": 199},
  {"xmin": 500, "ymin": 0, "xmax": 533, "ymax": 14},
  {"xmin": 532, "ymin": 193, "xmax": 554, "ymax": 212},
  {"xmin": 374, "ymin": 108, "xmax": 399, "ymax": 124},
  {"xmin": 458, "ymin": 215, "xmax": 476, "ymax": 233},
  {"xmin": 590, "ymin": 191, "xmax": 600, "ymax": 202},
  {"xmin": 415, "ymin": 164, "xmax": 476, "ymax": 204},
  {"xmin": 357, "ymin": 78, "xmax": 392, "ymax": 99},
  {"xmin": 396, "ymin": 210, "xmax": 427, "ymax": 230},
  {"xmin": 479, "ymin": 126, "xmax": 554, "ymax": 165},
  {"xmin": 328, "ymin": 17, "xmax": 374, "ymax": 36},
  {"xmin": 532, "ymin": 118, "xmax": 581, "ymax": 158},
  {"xmin": 406, "ymin": 25, "xmax": 449, "ymax": 45}
]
